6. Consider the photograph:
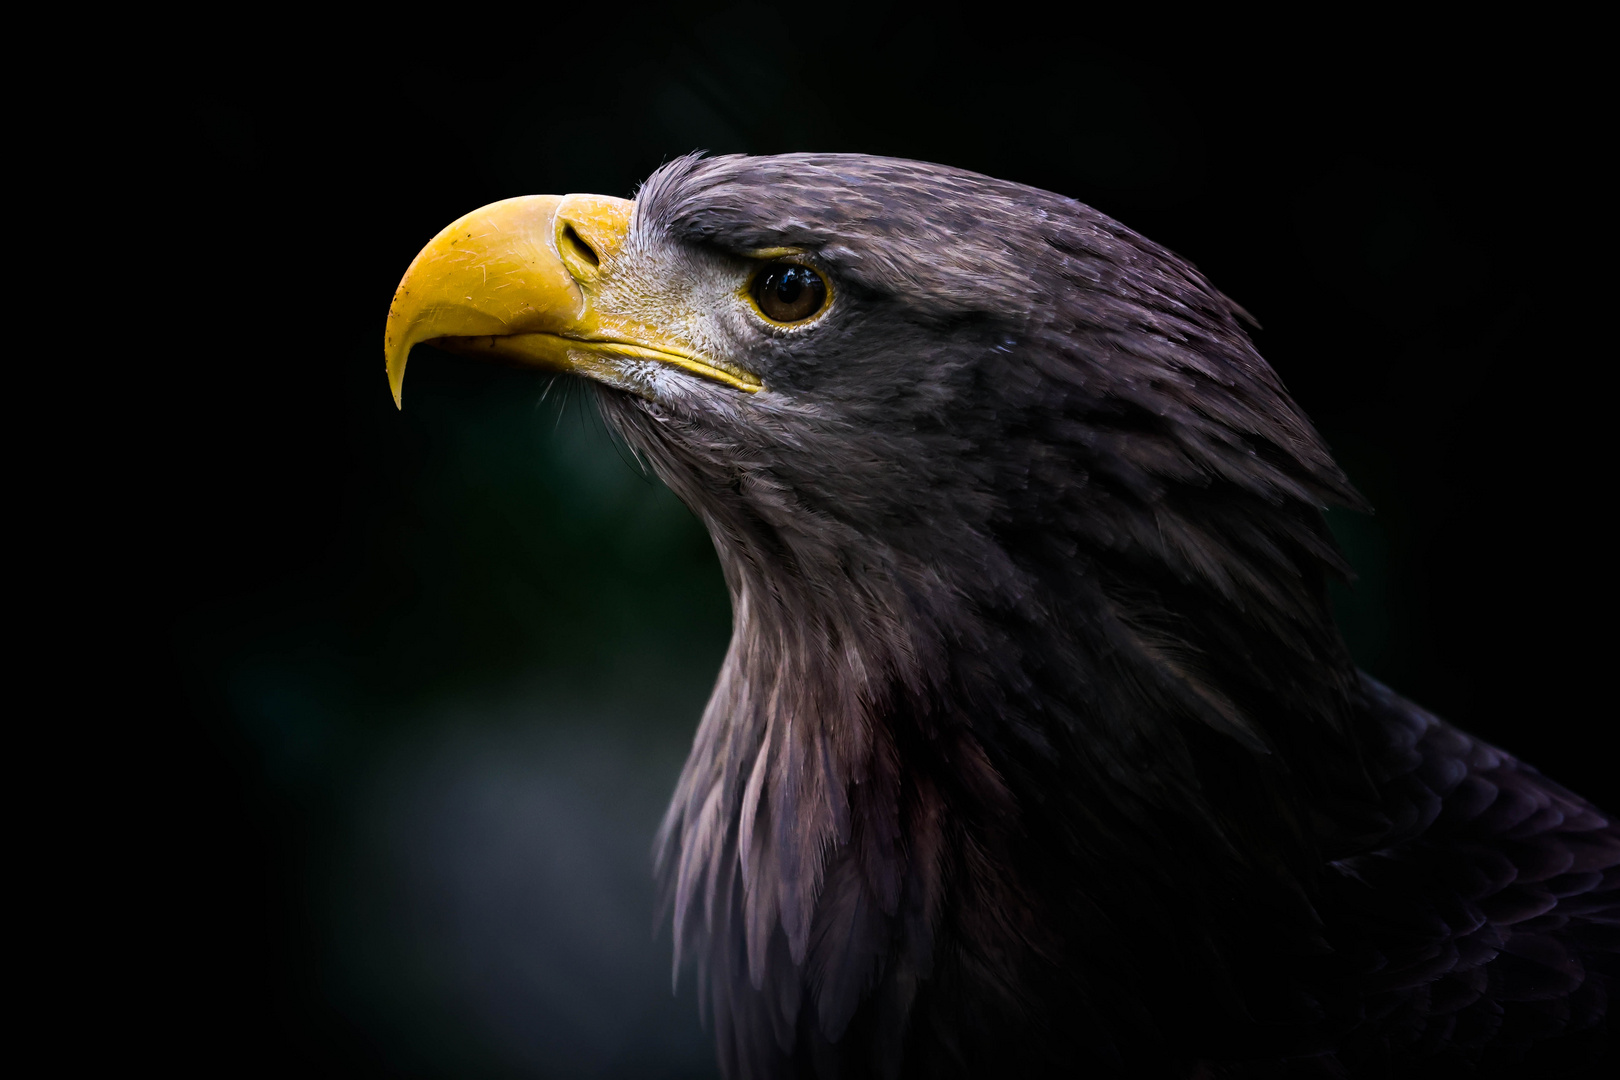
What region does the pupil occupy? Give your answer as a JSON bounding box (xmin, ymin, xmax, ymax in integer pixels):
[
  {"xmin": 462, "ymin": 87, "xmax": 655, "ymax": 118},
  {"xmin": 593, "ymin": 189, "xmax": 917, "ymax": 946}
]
[{"xmin": 776, "ymin": 271, "xmax": 804, "ymax": 303}]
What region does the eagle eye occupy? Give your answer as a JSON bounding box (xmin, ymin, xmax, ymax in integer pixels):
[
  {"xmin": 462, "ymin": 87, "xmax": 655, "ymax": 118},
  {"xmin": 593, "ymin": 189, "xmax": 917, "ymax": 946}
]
[{"xmin": 751, "ymin": 263, "xmax": 829, "ymax": 325}]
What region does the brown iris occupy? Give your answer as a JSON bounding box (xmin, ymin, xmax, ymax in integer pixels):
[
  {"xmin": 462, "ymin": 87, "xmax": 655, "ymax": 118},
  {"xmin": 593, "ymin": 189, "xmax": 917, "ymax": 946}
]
[{"xmin": 752, "ymin": 263, "xmax": 829, "ymax": 324}]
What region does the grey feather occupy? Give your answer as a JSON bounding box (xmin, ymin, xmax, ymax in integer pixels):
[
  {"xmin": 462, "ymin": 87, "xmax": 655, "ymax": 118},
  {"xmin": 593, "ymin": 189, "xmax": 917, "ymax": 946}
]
[{"xmin": 588, "ymin": 154, "xmax": 1618, "ymax": 1076}]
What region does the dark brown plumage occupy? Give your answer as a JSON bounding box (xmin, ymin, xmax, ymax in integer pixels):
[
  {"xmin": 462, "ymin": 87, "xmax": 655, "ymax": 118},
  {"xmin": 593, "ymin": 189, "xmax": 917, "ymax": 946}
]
[{"xmin": 448, "ymin": 154, "xmax": 1620, "ymax": 1076}]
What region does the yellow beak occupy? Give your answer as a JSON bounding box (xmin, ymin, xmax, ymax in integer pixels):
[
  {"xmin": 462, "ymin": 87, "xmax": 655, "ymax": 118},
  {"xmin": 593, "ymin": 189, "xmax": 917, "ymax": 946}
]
[{"xmin": 384, "ymin": 194, "xmax": 760, "ymax": 407}]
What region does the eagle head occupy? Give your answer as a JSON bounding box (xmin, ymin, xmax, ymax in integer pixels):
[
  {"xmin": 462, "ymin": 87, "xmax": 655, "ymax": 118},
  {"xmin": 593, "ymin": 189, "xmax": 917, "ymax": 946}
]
[{"xmin": 386, "ymin": 153, "xmax": 1378, "ymax": 1073}]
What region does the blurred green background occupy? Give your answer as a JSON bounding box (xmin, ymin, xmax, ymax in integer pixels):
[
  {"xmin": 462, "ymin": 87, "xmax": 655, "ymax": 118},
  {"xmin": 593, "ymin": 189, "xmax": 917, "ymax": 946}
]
[{"xmin": 137, "ymin": 10, "xmax": 1603, "ymax": 1076}]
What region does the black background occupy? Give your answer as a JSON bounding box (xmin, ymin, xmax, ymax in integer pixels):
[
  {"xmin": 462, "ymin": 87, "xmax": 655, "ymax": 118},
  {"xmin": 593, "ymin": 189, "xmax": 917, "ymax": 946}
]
[{"xmin": 110, "ymin": 9, "xmax": 1605, "ymax": 1076}]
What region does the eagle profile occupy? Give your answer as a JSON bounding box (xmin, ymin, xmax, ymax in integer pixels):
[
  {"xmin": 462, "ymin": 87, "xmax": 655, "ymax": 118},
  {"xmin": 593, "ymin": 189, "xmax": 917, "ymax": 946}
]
[{"xmin": 385, "ymin": 154, "xmax": 1617, "ymax": 1077}]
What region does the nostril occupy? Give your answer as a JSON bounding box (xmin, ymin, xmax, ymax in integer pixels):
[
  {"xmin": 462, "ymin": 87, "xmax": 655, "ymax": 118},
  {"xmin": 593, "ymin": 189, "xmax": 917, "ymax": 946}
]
[{"xmin": 560, "ymin": 223, "xmax": 600, "ymax": 270}]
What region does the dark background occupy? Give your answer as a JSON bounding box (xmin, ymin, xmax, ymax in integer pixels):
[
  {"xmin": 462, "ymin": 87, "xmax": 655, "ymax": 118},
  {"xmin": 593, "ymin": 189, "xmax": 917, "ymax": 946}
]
[{"xmin": 119, "ymin": 10, "xmax": 1604, "ymax": 1077}]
